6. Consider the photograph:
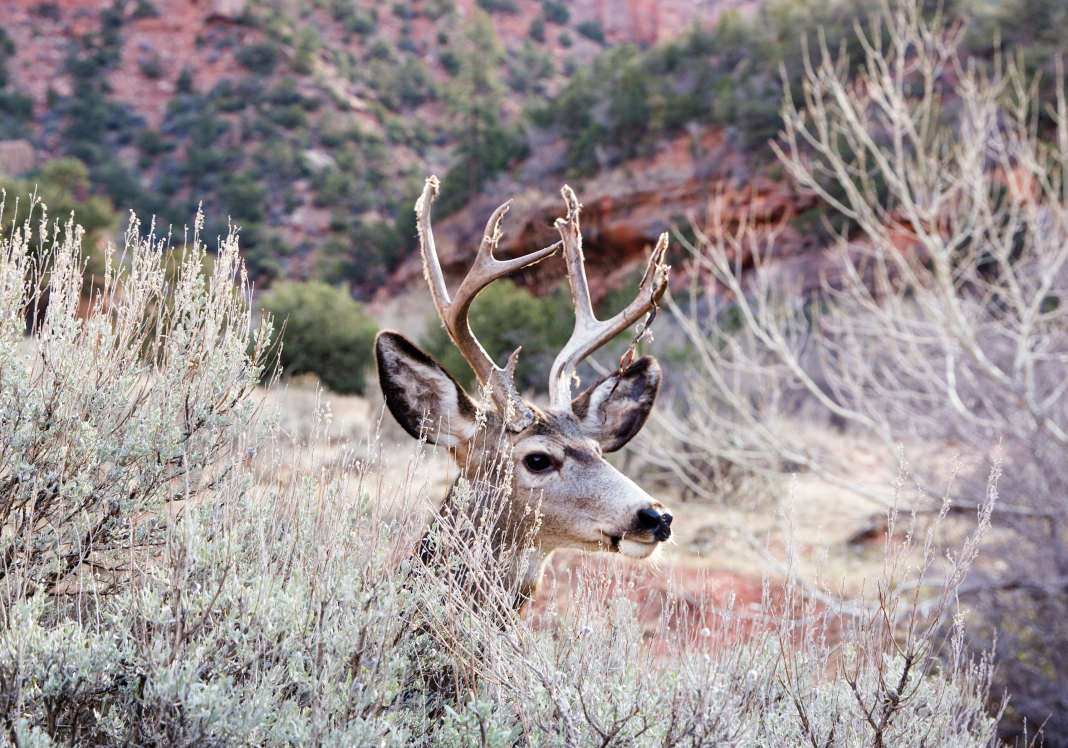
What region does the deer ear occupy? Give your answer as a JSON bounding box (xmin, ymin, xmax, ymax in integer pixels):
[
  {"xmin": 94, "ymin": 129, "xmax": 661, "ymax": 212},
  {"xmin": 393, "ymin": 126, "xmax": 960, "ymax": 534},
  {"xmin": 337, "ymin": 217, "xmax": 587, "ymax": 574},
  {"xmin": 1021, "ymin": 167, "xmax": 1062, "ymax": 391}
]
[
  {"xmin": 376, "ymin": 331, "xmax": 479, "ymax": 447},
  {"xmin": 571, "ymin": 356, "xmax": 660, "ymax": 453}
]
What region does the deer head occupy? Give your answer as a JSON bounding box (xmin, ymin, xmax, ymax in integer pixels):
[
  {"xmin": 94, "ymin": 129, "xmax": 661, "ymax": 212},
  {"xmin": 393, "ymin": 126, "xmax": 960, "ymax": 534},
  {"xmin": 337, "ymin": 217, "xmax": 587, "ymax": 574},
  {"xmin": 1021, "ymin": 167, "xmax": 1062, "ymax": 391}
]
[{"xmin": 376, "ymin": 176, "xmax": 672, "ymax": 604}]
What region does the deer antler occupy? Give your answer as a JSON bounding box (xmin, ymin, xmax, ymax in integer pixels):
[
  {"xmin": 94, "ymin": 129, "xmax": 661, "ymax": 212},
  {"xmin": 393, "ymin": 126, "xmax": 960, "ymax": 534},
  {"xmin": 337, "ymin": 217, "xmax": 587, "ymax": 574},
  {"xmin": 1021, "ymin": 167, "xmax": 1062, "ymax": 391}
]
[
  {"xmin": 548, "ymin": 186, "xmax": 670, "ymax": 412},
  {"xmin": 415, "ymin": 176, "xmax": 561, "ymax": 431}
]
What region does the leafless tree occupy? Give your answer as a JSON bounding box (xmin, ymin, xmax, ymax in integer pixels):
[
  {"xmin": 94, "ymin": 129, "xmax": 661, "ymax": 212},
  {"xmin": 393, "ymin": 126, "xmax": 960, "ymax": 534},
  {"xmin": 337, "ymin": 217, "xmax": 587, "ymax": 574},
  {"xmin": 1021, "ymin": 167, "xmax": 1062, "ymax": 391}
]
[{"xmin": 649, "ymin": 1, "xmax": 1068, "ymax": 741}]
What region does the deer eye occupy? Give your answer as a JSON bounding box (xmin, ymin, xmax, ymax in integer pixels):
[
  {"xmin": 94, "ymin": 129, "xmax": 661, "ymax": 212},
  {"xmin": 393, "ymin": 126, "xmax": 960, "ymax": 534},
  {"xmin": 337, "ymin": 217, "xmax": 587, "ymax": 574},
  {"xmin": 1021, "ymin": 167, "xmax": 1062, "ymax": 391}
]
[{"xmin": 524, "ymin": 453, "xmax": 554, "ymax": 473}]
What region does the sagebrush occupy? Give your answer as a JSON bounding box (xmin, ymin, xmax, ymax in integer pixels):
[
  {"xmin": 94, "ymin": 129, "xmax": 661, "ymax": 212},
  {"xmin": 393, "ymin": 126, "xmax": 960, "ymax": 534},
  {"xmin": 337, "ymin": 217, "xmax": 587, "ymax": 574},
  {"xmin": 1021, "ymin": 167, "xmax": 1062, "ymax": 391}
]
[{"xmin": 0, "ymin": 201, "xmax": 1000, "ymax": 744}]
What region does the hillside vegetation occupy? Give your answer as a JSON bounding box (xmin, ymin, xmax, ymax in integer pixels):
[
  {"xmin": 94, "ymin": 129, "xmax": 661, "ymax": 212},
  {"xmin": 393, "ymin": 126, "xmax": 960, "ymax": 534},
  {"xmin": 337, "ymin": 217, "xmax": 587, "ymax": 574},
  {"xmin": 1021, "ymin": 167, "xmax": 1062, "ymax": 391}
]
[{"xmin": 0, "ymin": 0, "xmax": 1062, "ymax": 297}]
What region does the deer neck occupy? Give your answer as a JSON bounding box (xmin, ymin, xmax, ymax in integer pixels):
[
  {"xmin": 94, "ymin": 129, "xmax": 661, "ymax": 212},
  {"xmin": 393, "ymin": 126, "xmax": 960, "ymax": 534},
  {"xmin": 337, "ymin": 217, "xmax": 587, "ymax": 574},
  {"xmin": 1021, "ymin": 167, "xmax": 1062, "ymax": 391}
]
[{"xmin": 424, "ymin": 465, "xmax": 550, "ymax": 610}]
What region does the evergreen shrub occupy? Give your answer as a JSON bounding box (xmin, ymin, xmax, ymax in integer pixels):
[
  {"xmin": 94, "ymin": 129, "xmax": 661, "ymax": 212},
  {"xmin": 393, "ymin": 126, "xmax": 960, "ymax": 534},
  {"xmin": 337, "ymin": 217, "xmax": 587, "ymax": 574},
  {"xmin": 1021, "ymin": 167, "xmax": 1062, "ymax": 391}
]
[{"xmin": 259, "ymin": 280, "xmax": 377, "ymax": 395}]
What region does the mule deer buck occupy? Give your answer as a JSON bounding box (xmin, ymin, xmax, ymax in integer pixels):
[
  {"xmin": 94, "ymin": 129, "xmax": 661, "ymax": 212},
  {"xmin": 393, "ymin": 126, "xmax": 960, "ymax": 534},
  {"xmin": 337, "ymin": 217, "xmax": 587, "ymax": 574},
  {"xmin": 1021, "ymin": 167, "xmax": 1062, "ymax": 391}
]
[{"xmin": 376, "ymin": 176, "xmax": 672, "ymax": 608}]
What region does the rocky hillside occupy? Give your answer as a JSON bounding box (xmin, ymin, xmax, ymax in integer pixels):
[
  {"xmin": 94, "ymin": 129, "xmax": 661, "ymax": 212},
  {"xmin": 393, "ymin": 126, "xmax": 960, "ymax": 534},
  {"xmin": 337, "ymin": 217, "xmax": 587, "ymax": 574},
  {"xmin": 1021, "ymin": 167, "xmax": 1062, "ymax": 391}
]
[
  {"xmin": 0, "ymin": 0, "xmax": 815, "ymax": 303},
  {"xmin": 0, "ymin": 0, "xmax": 1046, "ymax": 307}
]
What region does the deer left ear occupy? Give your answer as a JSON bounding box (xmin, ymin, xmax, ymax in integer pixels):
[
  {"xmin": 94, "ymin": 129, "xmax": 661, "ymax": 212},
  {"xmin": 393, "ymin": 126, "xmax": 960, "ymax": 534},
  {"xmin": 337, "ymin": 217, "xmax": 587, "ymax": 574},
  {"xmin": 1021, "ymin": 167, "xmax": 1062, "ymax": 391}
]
[
  {"xmin": 571, "ymin": 356, "xmax": 661, "ymax": 453},
  {"xmin": 376, "ymin": 331, "xmax": 480, "ymax": 448}
]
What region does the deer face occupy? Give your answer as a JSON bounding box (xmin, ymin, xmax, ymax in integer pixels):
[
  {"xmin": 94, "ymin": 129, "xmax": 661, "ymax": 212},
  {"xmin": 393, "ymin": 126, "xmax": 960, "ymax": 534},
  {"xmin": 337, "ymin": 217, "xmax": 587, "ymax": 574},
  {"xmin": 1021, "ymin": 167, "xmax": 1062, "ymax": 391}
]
[
  {"xmin": 376, "ymin": 332, "xmax": 673, "ymax": 560},
  {"xmin": 381, "ymin": 176, "xmax": 673, "ymax": 599}
]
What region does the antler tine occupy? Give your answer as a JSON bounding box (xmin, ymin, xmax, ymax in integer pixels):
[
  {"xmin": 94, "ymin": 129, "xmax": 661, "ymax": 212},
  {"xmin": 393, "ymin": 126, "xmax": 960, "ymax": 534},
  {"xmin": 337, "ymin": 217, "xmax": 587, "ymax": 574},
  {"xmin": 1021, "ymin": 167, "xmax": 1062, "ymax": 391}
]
[
  {"xmin": 548, "ymin": 186, "xmax": 670, "ymax": 412},
  {"xmin": 415, "ymin": 175, "xmax": 561, "ymax": 430},
  {"xmin": 415, "ymin": 176, "xmax": 467, "ymax": 352},
  {"xmin": 450, "ymin": 201, "xmax": 560, "ymax": 366}
]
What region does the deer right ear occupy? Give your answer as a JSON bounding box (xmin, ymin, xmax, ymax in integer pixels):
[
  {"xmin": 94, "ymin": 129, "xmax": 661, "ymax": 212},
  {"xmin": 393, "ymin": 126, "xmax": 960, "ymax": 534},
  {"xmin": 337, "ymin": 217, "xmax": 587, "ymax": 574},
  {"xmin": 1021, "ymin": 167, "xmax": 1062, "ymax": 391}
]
[
  {"xmin": 571, "ymin": 356, "xmax": 661, "ymax": 452},
  {"xmin": 376, "ymin": 331, "xmax": 480, "ymax": 447}
]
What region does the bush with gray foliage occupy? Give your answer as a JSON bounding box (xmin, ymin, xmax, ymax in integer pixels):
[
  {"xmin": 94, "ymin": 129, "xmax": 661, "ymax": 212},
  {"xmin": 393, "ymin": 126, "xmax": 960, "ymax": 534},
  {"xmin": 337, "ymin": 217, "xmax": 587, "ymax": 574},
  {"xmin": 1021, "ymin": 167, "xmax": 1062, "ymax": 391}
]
[{"xmin": 0, "ymin": 174, "xmax": 999, "ymax": 743}]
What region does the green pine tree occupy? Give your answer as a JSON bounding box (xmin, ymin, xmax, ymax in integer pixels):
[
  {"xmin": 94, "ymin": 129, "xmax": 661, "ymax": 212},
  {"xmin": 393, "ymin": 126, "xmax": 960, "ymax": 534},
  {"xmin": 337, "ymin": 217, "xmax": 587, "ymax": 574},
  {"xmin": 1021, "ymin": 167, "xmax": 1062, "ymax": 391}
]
[{"xmin": 438, "ymin": 8, "xmax": 521, "ymax": 213}]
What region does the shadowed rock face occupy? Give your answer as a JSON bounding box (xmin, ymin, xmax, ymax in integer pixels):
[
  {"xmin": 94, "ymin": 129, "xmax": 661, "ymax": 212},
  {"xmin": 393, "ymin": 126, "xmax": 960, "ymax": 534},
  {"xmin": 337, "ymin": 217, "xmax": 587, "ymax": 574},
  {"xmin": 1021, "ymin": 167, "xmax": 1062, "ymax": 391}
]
[{"xmin": 388, "ymin": 128, "xmax": 821, "ymax": 305}]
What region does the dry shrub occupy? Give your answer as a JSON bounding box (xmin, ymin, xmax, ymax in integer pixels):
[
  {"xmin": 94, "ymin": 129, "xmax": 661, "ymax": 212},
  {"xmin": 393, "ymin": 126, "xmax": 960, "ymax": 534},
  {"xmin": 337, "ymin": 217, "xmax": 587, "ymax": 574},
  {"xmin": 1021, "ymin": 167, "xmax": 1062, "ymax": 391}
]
[
  {"xmin": 0, "ymin": 187, "xmax": 1000, "ymax": 743},
  {"xmin": 649, "ymin": 0, "xmax": 1068, "ymax": 741},
  {"xmin": 0, "ymin": 201, "xmax": 273, "ymax": 599}
]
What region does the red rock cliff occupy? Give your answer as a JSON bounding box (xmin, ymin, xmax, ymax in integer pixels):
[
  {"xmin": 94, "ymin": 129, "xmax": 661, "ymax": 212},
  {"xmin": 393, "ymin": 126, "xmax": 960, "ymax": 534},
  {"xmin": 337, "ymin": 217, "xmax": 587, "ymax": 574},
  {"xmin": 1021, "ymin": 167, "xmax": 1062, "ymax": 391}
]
[{"xmin": 388, "ymin": 127, "xmax": 818, "ymax": 305}]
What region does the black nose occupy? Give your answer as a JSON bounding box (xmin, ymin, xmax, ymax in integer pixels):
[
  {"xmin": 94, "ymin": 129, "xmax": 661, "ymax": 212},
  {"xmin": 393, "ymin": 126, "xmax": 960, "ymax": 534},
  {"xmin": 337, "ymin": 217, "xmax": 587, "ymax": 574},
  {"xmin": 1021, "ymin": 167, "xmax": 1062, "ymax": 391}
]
[{"xmin": 636, "ymin": 507, "xmax": 673, "ymax": 542}]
